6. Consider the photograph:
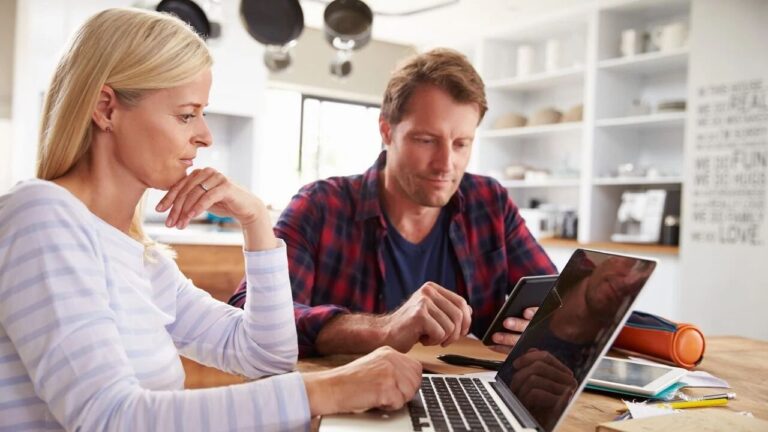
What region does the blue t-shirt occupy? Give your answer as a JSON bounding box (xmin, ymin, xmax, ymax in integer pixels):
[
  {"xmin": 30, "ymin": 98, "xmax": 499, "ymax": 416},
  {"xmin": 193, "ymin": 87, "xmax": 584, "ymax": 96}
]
[{"xmin": 382, "ymin": 209, "xmax": 459, "ymax": 310}]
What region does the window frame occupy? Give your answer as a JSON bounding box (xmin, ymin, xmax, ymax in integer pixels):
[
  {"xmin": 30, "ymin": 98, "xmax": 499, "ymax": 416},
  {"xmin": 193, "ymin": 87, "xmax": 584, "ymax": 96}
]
[{"xmin": 298, "ymin": 94, "xmax": 381, "ymax": 172}]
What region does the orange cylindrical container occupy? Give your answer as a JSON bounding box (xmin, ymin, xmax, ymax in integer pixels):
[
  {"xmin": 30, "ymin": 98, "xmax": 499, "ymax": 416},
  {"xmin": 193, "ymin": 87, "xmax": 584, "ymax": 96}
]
[{"xmin": 613, "ymin": 312, "xmax": 705, "ymax": 370}]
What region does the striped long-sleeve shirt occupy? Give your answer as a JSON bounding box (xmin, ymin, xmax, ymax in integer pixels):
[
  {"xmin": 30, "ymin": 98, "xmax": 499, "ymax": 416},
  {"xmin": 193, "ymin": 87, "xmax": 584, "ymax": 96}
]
[{"xmin": 0, "ymin": 180, "xmax": 310, "ymax": 431}]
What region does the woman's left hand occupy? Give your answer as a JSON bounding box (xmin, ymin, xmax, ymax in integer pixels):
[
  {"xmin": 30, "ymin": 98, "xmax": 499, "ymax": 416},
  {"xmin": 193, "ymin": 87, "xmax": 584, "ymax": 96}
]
[{"xmin": 155, "ymin": 167, "xmax": 265, "ymax": 230}]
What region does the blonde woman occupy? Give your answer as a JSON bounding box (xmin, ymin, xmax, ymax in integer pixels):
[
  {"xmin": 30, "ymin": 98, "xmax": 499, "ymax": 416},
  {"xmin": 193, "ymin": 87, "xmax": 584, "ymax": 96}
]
[{"xmin": 0, "ymin": 8, "xmax": 421, "ymax": 431}]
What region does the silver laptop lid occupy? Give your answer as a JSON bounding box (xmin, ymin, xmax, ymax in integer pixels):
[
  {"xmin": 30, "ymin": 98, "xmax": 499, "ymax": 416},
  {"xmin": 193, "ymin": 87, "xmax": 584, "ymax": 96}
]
[{"xmin": 494, "ymin": 249, "xmax": 656, "ymax": 432}]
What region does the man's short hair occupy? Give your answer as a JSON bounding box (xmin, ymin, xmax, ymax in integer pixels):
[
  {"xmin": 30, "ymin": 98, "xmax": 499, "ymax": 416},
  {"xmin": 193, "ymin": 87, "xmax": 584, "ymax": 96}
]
[{"xmin": 381, "ymin": 48, "xmax": 488, "ymax": 125}]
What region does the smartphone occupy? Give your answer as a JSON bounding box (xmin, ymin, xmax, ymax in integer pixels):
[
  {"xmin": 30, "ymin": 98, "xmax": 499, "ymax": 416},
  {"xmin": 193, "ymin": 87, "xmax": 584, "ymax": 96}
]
[{"xmin": 481, "ymin": 274, "xmax": 558, "ymax": 345}]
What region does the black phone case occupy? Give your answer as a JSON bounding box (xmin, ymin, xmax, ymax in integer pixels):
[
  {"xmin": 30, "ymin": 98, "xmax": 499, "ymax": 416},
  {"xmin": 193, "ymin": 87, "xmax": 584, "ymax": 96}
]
[{"xmin": 481, "ymin": 275, "xmax": 557, "ymax": 345}]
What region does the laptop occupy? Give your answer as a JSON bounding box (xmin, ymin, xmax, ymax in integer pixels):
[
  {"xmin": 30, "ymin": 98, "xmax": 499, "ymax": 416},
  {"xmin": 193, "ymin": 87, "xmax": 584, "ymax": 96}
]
[{"xmin": 320, "ymin": 249, "xmax": 657, "ymax": 432}]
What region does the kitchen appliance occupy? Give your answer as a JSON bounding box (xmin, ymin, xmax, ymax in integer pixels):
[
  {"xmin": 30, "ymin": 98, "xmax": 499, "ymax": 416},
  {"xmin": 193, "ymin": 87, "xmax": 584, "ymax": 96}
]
[
  {"xmin": 612, "ymin": 189, "xmax": 680, "ymax": 244},
  {"xmin": 519, "ymin": 208, "xmax": 555, "ymax": 239},
  {"xmin": 560, "ymin": 210, "xmax": 578, "ymax": 239}
]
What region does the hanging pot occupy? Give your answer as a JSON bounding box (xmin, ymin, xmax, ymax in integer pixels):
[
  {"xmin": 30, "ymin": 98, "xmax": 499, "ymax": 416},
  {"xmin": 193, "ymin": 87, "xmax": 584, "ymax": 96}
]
[
  {"xmin": 323, "ymin": 0, "xmax": 372, "ymax": 77},
  {"xmin": 240, "ymin": 0, "xmax": 304, "ymax": 72}
]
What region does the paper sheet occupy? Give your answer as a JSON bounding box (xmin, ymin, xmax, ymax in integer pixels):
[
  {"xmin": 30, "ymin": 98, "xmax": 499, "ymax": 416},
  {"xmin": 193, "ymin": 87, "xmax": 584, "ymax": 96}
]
[
  {"xmin": 623, "ymin": 401, "xmax": 677, "ymax": 419},
  {"xmin": 680, "ymin": 371, "xmax": 730, "ymax": 388}
]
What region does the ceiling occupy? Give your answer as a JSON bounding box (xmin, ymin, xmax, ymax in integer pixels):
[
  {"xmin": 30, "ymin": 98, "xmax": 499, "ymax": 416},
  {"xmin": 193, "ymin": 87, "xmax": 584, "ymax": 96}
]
[{"xmin": 299, "ymin": 0, "xmax": 596, "ymax": 48}]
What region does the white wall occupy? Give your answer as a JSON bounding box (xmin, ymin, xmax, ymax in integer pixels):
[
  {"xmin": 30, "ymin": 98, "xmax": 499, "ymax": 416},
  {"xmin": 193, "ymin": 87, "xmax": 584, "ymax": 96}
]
[
  {"xmin": 11, "ymin": 0, "xmax": 133, "ymax": 183},
  {"xmin": 268, "ymin": 27, "xmax": 416, "ymax": 103},
  {"xmin": 0, "ymin": 119, "xmax": 11, "ymax": 191},
  {"xmin": 0, "ymin": 0, "xmax": 15, "ymax": 119},
  {"xmin": 0, "ymin": 0, "xmax": 16, "ymax": 193},
  {"xmin": 680, "ymin": 0, "xmax": 768, "ymax": 340}
]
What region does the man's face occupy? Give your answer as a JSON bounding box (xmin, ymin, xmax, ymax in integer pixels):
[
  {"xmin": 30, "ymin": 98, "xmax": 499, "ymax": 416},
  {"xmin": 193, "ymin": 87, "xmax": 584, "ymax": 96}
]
[
  {"xmin": 380, "ymin": 84, "xmax": 480, "ymax": 208},
  {"xmin": 584, "ymin": 257, "xmax": 645, "ymax": 320}
]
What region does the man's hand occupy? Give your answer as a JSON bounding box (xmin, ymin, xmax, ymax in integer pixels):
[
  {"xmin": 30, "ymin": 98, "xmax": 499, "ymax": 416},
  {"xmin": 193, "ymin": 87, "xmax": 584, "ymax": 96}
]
[
  {"xmin": 507, "ymin": 348, "xmax": 577, "ymax": 427},
  {"xmin": 313, "ymin": 282, "xmax": 472, "ymax": 355},
  {"xmin": 381, "ymin": 282, "xmax": 472, "ymax": 352},
  {"xmin": 302, "ymin": 346, "xmax": 423, "ymax": 415},
  {"xmin": 489, "ymin": 307, "xmax": 538, "ymax": 354}
]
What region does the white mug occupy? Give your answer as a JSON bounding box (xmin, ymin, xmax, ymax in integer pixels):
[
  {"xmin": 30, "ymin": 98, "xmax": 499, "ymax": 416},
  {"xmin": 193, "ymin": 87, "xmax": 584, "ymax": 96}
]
[
  {"xmin": 516, "ymin": 45, "xmax": 534, "ymax": 77},
  {"xmin": 620, "ymin": 29, "xmax": 643, "ymax": 57},
  {"xmin": 652, "ymin": 22, "xmax": 688, "ymax": 52},
  {"xmin": 545, "ymin": 39, "xmax": 561, "ymax": 72}
]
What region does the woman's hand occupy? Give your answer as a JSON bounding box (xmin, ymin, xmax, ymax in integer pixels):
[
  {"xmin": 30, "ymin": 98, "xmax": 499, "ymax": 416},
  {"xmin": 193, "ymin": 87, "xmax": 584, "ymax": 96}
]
[
  {"xmin": 155, "ymin": 168, "xmax": 277, "ymax": 250},
  {"xmin": 302, "ymin": 346, "xmax": 423, "ymax": 416}
]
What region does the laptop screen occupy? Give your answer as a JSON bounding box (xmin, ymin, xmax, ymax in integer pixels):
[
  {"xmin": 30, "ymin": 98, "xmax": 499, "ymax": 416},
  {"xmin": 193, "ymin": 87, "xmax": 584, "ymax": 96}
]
[{"xmin": 496, "ymin": 249, "xmax": 656, "ymax": 431}]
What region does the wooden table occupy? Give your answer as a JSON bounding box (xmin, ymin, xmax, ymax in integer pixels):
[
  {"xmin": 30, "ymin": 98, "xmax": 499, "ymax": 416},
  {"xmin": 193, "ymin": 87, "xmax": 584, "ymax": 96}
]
[
  {"xmin": 172, "ymin": 244, "xmax": 244, "ymax": 303},
  {"xmin": 298, "ymin": 336, "xmax": 768, "ymax": 431}
]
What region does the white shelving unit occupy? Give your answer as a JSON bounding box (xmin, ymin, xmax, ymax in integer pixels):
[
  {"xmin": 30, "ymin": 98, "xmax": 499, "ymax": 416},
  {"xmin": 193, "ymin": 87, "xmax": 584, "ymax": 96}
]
[
  {"xmin": 0, "ymin": 119, "xmax": 11, "ymax": 192},
  {"xmin": 499, "ymin": 179, "xmax": 582, "ymax": 188},
  {"xmin": 473, "ymin": 0, "xmax": 690, "ymax": 247},
  {"xmin": 479, "ymin": 122, "xmax": 583, "ymax": 138},
  {"xmin": 473, "ymin": 8, "xmax": 589, "ymax": 237},
  {"xmin": 597, "ymin": 49, "xmax": 688, "ymax": 74},
  {"xmin": 595, "ymin": 111, "xmax": 686, "ymax": 129},
  {"xmin": 592, "ymin": 176, "xmax": 683, "ymax": 186},
  {"xmin": 485, "ymin": 66, "xmax": 585, "ymax": 92}
]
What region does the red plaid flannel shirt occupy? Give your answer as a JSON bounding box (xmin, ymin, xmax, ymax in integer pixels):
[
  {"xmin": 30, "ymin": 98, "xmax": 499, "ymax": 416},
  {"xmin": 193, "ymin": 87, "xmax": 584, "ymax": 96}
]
[{"xmin": 230, "ymin": 152, "xmax": 556, "ymax": 357}]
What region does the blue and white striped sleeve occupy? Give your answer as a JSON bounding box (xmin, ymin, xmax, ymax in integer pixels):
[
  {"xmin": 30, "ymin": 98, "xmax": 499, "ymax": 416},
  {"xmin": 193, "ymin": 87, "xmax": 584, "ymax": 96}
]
[
  {"xmin": 165, "ymin": 241, "xmax": 299, "ymax": 377},
  {"xmin": 0, "ymin": 189, "xmax": 310, "ymax": 431}
]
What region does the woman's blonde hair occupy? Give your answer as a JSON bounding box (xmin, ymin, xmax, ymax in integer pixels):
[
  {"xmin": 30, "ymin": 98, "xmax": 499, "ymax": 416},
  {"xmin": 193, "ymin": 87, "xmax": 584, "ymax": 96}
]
[{"xmin": 37, "ymin": 8, "xmax": 212, "ymax": 248}]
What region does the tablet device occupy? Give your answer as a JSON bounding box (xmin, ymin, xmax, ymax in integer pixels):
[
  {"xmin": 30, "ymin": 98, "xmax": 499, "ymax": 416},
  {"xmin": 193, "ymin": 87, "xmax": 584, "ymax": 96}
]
[
  {"xmin": 481, "ymin": 274, "xmax": 558, "ymax": 345},
  {"xmin": 588, "ymin": 357, "xmax": 687, "ymax": 396}
]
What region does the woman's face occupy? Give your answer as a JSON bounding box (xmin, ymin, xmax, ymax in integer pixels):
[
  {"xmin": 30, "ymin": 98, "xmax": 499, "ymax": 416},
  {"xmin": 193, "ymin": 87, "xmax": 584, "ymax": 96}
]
[{"xmin": 110, "ymin": 68, "xmax": 213, "ymax": 191}]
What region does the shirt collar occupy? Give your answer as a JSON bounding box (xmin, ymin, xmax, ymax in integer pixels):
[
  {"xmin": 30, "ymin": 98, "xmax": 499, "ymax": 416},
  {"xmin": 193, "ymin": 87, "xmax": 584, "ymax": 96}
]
[{"xmin": 355, "ymin": 150, "xmax": 466, "ymax": 222}]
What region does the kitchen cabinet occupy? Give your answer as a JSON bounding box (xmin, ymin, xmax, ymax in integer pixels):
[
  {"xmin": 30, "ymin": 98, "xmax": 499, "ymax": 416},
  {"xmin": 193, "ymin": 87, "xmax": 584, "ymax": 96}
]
[
  {"xmin": 471, "ymin": 0, "xmax": 691, "ymax": 319},
  {"xmin": 472, "ymin": 0, "xmax": 690, "ymax": 245}
]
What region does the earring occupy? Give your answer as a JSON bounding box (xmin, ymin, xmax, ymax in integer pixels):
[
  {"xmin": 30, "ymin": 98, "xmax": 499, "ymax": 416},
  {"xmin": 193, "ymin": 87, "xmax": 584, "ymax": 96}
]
[{"xmin": 105, "ymin": 126, "xmax": 112, "ymax": 133}]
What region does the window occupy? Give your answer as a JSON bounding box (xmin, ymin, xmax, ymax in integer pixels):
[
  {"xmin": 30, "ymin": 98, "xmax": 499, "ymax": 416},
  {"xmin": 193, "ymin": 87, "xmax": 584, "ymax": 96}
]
[
  {"xmin": 260, "ymin": 89, "xmax": 382, "ymax": 209},
  {"xmin": 299, "ymin": 96, "xmax": 382, "ymax": 184}
]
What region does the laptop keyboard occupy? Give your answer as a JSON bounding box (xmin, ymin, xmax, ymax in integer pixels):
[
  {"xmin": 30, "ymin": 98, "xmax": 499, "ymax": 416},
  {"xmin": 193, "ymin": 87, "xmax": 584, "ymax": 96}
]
[{"xmin": 408, "ymin": 376, "xmax": 515, "ymax": 431}]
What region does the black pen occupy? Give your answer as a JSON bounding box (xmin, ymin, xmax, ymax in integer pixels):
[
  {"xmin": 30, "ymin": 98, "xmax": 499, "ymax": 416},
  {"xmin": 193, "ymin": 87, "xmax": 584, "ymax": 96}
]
[{"xmin": 436, "ymin": 354, "xmax": 503, "ymax": 371}]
